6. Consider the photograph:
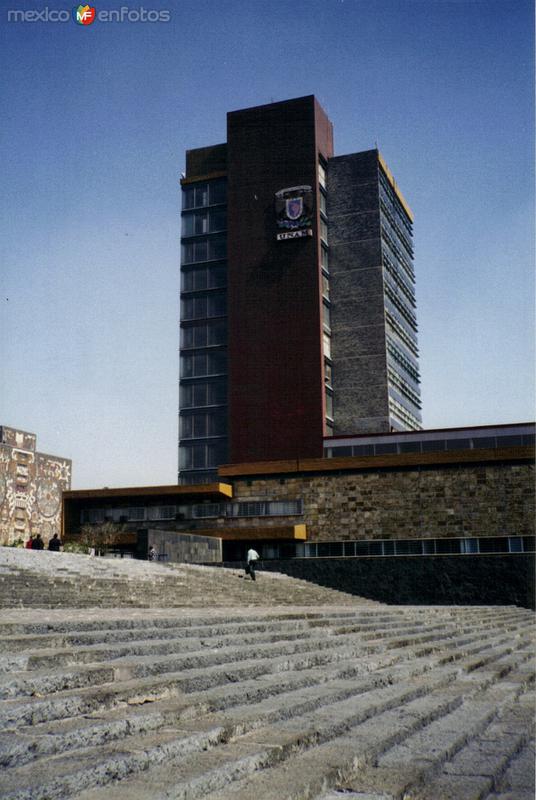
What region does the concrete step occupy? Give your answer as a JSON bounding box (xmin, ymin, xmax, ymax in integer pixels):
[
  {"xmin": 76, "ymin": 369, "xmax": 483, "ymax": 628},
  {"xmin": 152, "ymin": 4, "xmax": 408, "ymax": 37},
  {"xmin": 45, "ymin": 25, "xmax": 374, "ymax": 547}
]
[{"xmin": 0, "ymin": 606, "xmax": 534, "ymax": 800}]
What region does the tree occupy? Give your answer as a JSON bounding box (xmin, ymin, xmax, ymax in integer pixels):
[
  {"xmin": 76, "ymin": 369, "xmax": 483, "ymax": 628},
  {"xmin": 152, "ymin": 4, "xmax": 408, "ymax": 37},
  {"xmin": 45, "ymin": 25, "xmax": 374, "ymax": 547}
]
[{"xmin": 78, "ymin": 522, "xmax": 124, "ymax": 556}]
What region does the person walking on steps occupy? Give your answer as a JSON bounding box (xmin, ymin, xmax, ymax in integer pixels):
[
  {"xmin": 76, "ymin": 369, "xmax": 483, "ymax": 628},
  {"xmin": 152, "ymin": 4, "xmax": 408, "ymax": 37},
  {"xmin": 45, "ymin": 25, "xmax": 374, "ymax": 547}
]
[{"xmin": 246, "ymin": 548, "xmax": 260, "ymax": 581}]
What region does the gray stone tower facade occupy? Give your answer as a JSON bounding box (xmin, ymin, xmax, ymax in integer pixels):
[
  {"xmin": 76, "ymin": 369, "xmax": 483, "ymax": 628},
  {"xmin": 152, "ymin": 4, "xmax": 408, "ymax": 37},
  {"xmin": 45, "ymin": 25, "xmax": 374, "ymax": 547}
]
[{"xmin": 328, "ymin": 150, "xmax": 421, "ymax": 433}]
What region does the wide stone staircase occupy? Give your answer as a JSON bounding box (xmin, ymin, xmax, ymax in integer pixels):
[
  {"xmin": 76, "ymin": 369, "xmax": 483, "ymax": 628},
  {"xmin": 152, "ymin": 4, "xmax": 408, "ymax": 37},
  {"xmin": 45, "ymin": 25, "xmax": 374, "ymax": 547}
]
[
  {"xmin": 0, "ymin": 548, "xmax": 369, "ymax": 608},
  {"xmin": 0, "ymin": 604, "xmax": 534, "ymax": 800}
]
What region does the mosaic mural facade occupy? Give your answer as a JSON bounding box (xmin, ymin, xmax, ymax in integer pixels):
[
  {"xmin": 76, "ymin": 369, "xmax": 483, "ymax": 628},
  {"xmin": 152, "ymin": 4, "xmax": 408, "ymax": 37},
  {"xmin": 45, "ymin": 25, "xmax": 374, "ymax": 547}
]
[{"xmin": 0, "ymin": 426, "xmax": 71, "ymax": 546}]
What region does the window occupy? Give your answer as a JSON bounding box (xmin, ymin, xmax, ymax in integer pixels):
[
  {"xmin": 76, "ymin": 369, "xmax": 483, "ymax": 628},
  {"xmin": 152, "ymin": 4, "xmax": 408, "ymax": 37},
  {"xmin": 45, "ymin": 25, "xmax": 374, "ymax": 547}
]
[
  {"xmin": 319, "ymin": 191, "xmax": 327, "ymax": 216},
  {"xmin": 461, "ymin": 538, "xmax": 479, "ymax": 554},
  {"xmin": 181, "ymin": 235, "xmax": 226, "ymax": 264},
  {"xmin": 323, "ymin": 331, "xmax": 331, "ymax": 359},
  {"xmin": 320, "ymin": 218, "xmax": 328, "ymax": 244},
  {"xmin": 322, "ymin": 301, "xmax": 331, "ymax": 331},
  {"xmin": 181, "ymin": 410, "xmax": 226, "ymax": 438},
  {"xmin": 181, "ymin": 320, "xmax": 227, "ymax": 349},
  {"xmin": 182, "ymin": 264, "xmax": 226, "ymax": 293},
  {"xmin": 181, "ymin": 292, "xmax": 226, "ymax": 321},
  {"xmin": 324, "ymin": 361, "xmax": 332, "ymax": 386},
  {"xmin": 325, "ymin": 388, "xmax": 333, "ymax": 419},
  {"xmin": 180, "ymin": 379, "xmax": 226, "ymax": 408},
  {"xmin": 321, "ymin": 245, "xmax": 329, "ymax": 271},
  {"xmin": 322, "ymin": 274, "xmax": 330, "ymax": 299},
  {"xmin": 180, "ymin": 350, "xmax": 226, "ymax": 378},
  {"xmin": 318, "ymin": 161, "xmax": 326, "ymax": 189}
]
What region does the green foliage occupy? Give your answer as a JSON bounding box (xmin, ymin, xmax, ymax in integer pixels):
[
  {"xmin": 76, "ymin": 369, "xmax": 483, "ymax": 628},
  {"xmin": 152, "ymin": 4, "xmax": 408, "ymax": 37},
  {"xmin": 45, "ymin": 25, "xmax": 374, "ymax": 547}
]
[
  {"xmin": 8, "ymin": 538, "xmax": 25, "ymax": 548},
  {"xmin": 62, "ymin": 541, "xmax": 87, "ymax": 554}
]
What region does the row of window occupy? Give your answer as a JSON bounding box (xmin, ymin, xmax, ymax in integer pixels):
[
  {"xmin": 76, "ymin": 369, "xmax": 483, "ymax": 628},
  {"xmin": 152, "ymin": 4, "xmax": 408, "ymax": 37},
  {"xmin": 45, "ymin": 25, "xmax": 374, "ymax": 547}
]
[
  {"xmin": 388, "ymin": 397, "xmax": 422, "ymax": 431},
  {"xmin": 80, "ymin": 499, "xmax": 303, "ymax": 525},
  {"xmin": 182, "ymin": 263, "xmax": 226, "ymax": 293},
  {"xmin": 384, "ymin": 271, "xmax": 416, "ymax": 320},
  {"xmin": 325, "ymin": 432, "xmax": 534, "ymax": 458},
  {"xmin": 386, "ymin": 337, "xmax": 420, "ymax": 383},
  {"xmin": 378, "ymin": 170, "xmax": 413, "ymax": 236},
  {"xmin": 192, "ymin": 500, "xmax": 303, "ymax": 518},
  {"xmin": 179, "ymin": 439, "xmax": 228, "ymax": 469},
  {"xmin": 385, "ymin": 288, "xmax": 418, "ymax": 332},
  {"xmin": 383, "ymin": 252, "xmax": 416, "ymax": 306},
  {"xmin": 180, "ymin": 379, "xmax": 226, "ymax": 409},
  {"xmin": 181, "ymin": 320, "xmax": 226, "ymax": 350},
  {"xmin": 297, "ymin": 535, "xmax": 535, "ymax": 559},
  {"xmin": 182, "ymin": 179, "xmax": 226, "ymax": 210},
  {"xmin": 181, "ymin": 351, "xmax": 226, "ymax": 378},
  {"xmin": 388, "ymin": 372, "xmax": 422, "ymax": 412},
  {"xmin": 181, "ymin": 293, "xmax": 226, "ymax": 321},
  {"xmin": 386, "ymin": 311, "xmax": 419, "ymax": 356},
  {"xmin": 182, "ymin": 208, "xmax": 226, "ymax": 237},
  {"xmin": 179, "ymin": 410, "xmax": 227, "ymax": 439},
  {"xmin": 382, "ymin": 231, "xmax": 414, "ymax": 283},
  {"xmin": 182, "ymin": 235, "xmax": 226, "ymax": 264},
  {"xmin": 380, "ymin": 197, "xmax": 413, "ymax": 257}
]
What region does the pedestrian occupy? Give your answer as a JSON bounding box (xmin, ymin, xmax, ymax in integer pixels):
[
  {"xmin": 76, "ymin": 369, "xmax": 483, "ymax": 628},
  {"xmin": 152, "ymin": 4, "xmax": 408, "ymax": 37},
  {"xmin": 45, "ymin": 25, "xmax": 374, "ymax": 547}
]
[
  {"xmin": 246, "ymin": 548, "xmax": 260, "ymax": 581},
  {"xmin": 33, "ymin": 534, "xmax": 44, "ymax": 551},
  {"xmin": 25, "ymin": 536, "xmax": 33, "ymax": 549},
  {"xmin": 48, "ymin": 533, "xmax": 62, "ymax": 552},
  {"xmin": 147, "ymin": 546, "xmax": 157, "ymax": 561}
]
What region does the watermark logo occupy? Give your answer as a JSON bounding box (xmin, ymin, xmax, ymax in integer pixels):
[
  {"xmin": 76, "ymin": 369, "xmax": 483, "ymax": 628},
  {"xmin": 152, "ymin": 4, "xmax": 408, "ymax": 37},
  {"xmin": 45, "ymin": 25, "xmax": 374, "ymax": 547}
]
[
  {"xmin": 73, "ymin": 5, "xmax": 95, "ymax": 24},
  {"xmin": 7, "ymin": 5, "xmax": 171, "ymax": 23}
]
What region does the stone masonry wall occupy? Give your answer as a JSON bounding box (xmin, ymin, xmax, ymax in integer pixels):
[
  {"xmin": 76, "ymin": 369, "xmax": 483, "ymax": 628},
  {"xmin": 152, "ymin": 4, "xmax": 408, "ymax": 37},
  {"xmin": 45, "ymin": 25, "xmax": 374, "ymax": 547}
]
[{"xmin": 225, "ymin": 462, "xmax": 534, "ymax": 541}]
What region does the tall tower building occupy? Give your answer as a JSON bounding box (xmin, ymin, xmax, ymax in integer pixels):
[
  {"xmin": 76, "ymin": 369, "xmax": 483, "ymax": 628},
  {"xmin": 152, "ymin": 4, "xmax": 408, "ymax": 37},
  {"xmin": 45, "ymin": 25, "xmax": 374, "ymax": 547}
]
[{"xmin": 179, "ymin": 96, "xmax": 421, "ymax": 484}]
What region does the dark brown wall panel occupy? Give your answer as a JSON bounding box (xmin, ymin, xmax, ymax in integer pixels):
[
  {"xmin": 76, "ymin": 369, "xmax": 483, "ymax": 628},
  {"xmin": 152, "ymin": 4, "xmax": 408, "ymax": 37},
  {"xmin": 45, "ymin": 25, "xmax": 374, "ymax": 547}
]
[{"xmin": 227, "ymin": 96, "xmax": 333, "ymax": 463}]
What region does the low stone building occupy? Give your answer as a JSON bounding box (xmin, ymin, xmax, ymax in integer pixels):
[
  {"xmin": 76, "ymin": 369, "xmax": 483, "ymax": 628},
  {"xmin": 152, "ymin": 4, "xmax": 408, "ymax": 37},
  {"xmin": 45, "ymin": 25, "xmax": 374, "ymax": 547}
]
[{"xmin": 0, "ymin": 426, "xmax": 71, "ymax": 546}]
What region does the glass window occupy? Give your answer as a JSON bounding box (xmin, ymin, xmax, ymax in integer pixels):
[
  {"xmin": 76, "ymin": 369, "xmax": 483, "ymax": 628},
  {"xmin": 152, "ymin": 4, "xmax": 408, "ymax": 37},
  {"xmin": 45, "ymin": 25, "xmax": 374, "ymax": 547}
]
[
  {"xmin": 322, "ymin": 301, "xmax": 331, "ymax": 330},
  {"xmin": 208, "ymin": 292, "xmax": 226, "ymax": 317},
  {"xmin": 395, "ymin": 540, "xmax": 423, "ymax": 555},
  {"xmin": 322, "ymin": 274, "xmax": 330, "ymax": 299},
  {"xmin": 323, "ymin": 332, "xmax": 331, "ymax": 359},
  {"xmin": 508, "ymin": 536, "xmax": 523, "ymax": 553},
  {"xmin": 180, "ymin": 383, "xmax": 193, "ymax": 408},
  {"xmin": 460, "ymin": 538, "xmax": 478, "ymax": 554},
  {"xmin": 497, "ymin": 435, "xmax": 523, "ymax": 447},
  {"xmin": 182, "ymin": 186, "xmax": 195, "ymax": 210},
  {"xmin": 195, "ymin": 184, "xmax": 209, "ymax": 207},
  {"xmin": 375, "ymin": 443, "xmax": 397, "ymax": 455},
  {"xmin": 321, "ymin": 246, "xmax": 329, "ymax": 271},
  {"xmin": 382, "ymin": 540, "xmax": 395, "ymax": 555},
  {"xmin": 445, "ymin": 438, "xmax": 471, "ymax": 450},
  {"xmin": 353, "ymin": 445, "xmax": 374, "ymax": 456},
  {"xmin": 369, "ymin": 541, "xmax": 383, "ymax": 555},
  {"xmin": 479, "ymin": 537, "xmax": 509, "ymax": 553},
  {"xmin": 208, "ymin": 235, "xmax": 226, "ymax": 260},
  {"xmin": 324, "ymin": 361, "xmax": 332, "ymax": 386},
  {"xmin": 422, "ymin": 539, "xmax": 436, "ymax": 554},
  {"xmin": 210, "ymin": 208, "xmax": 226, "ymax": 232},
  {"xmin": 422, "ymin": 440, "xmax": 446, "ymax": 453},
  {"xmin": 436, "ymin": 538, "xmax": 461, "ymax": 554},
  {"xmin": 325, "ymin": 389, "xmax": 333, "ymax": 419},
  {"xmin": 471, "ymin": 436, "xmax": 496, "ymax": 449},
  {"xmin": 320, "ymin": 218, "xmax": 328, "ymax": 244},
  {"xmin": 209, "ymin": 180, "xmax": 226, "ymax": 205},
  {"xmin": 318, "ymin": 162, "xmax": 326, "ymax": 189},
  {"xmin": 180, "ymin": 415, "xmax": 193, "ymax": 438},
  {"xmin": 399, "ymin": 441, "xmax": 421, "ymax": 453},
  {"xmin": 208, "ymin": 264, "xmax": 226, "ymax": 288},
  {"xmin": 319, "ymin": 191, "xmax": 327, "ymax": 216}
]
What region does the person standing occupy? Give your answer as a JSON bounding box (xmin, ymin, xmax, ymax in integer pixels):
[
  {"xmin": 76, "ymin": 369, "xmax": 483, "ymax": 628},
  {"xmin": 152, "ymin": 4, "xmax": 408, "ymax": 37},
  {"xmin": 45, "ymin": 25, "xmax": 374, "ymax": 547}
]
[
  {"xmin": 48, "ymin": 534, "xmax": 62, "ymax": 552},
  {"xmin": 246, "ymin": 548, "xmax": 260, "ymax": 581},
  {"xmin": 25, "ymin": 536, "xmax": 33, "ymax": 549},
  {"xmin": 33, "ymin": 534, "xmax": 44, "ymax": 551},
  {"xmin": 147, "ymin": 546, "xmax": 157, "ymax": 561}
]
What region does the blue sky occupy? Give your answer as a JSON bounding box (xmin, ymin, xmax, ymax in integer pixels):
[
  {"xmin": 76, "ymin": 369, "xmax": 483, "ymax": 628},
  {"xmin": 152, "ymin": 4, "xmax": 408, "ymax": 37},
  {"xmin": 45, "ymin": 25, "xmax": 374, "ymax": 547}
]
[{"xmin": 0, "ymin": 0, "xmax": 533, "ymax": 488}]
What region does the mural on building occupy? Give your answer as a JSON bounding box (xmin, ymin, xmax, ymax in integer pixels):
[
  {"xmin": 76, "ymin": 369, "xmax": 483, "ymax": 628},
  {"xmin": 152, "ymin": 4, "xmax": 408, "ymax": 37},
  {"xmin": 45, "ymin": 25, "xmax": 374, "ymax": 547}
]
[{"xmin": 0, "ymin": 426, "xmax": 71, "ymax": 546}]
